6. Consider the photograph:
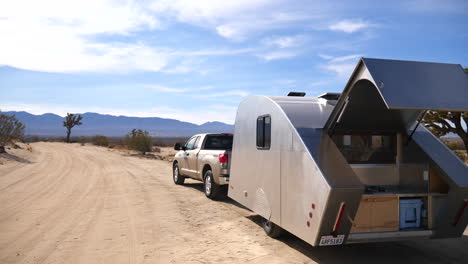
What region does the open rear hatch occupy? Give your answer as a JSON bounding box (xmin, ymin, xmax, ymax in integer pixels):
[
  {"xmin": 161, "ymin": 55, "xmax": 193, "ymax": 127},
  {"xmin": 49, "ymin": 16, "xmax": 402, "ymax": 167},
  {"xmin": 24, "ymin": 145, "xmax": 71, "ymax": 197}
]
[
  {"xmin": 323, "ymin": 58, "xmax": 468, "ymax": 242},
  {"xmin": 326, "ymin": 58, "xmax": 468, "ymax": 133}
]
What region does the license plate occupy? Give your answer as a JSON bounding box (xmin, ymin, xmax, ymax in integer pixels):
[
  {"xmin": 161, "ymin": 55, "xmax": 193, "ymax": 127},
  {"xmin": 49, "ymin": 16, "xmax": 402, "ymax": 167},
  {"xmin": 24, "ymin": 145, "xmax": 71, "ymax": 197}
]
[{"xmin": 319, "ymin": 235, "xmax": 345, "ymax": 246}]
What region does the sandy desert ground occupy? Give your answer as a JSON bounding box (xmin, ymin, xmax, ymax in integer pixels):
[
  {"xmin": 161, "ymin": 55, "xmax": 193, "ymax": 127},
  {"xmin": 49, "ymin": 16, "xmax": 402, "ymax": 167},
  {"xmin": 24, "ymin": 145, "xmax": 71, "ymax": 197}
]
[{"xmin": 0, "ymin": 142, "xmax": 467, "ymax": 264}]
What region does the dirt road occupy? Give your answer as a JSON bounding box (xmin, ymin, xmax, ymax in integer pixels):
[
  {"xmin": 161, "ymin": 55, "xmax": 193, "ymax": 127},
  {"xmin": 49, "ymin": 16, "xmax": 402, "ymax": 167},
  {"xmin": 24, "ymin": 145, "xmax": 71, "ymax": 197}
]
[{"xmin": 1, "ymin": 143, "xmax": 467, "ymax": 264}]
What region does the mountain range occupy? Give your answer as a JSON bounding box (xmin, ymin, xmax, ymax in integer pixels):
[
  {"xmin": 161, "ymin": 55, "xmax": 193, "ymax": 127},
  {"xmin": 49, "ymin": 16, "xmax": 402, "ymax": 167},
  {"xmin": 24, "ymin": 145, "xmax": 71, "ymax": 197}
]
[{"xmin": 3, "ymin": 111, "xmax": 234, "ymax": 137}]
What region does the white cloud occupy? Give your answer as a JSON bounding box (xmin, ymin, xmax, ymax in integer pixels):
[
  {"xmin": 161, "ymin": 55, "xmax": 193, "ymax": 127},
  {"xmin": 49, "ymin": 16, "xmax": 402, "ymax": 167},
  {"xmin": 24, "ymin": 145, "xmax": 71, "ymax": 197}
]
[
  {"xmin": 143, "ymin": 84, "xmax": 214, "ymax": 93},
  {"xmin": 257, "ymin": 51, "xmax": 299, "ymax": 61},
  {"xmin": 319, "ymin": 53, "xmax": 362, "ymax": 77},
  {"xmin": 148, "ymin": 0, "xmax": 317, "ymax": 41},
  {"xmin": 262, "ymin": 35, "xmax": 306, "ymax": 48},
  {"xmin": 141, "ymin": 84, "xmax": 247, "ymax": 99},
  {"xmin": 0, "ymin": 0, "xmax": 373, "ymax": 73},
  {"xmin": 330, "ymin": 54, "xmax": 363, "ymax": 62},
  {"xmin": 309, "ymin": 80, "xmax": 329, "ymax": 87},
  {"xmin": 143, "ymin": 85, "xmax": 188, "ymax": 93},
  {"xmin": 193, "ymin": 90, "xmax": 250, "ymax": 98},
  {"xmin": 320, "ymin": 54, "xmax": 363, "ymax": 62},
  {"xmin": 318, "ymin": 54, "xmax": 334, "ymax": 60},
  {"xmin": 329, "ymin": 19, "xmax": 371, "ymax": 33},
  {"xmin": 0, "ymin": 0, "xmax": 166, "ymax": 73},
  {"xmin": 323, "ymin": 63, "xmax": 356, "ymax": 78},
  {"xmin": 151, "ymin": 0, "xmax": 298, "ymax": 41},
  {"xmin": 216, "ymin": 24, "xmax": 245, "ymax": 41}
]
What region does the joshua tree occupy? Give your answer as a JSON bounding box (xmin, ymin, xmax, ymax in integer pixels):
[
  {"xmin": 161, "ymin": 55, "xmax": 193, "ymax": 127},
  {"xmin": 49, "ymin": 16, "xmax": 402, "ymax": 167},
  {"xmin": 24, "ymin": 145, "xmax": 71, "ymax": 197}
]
[
  {"xmin": 63, "ymin": 113, "xmax": 83, "ymax": 143},
  {"xmin": 0, "ymin": 111, "xmax": 25, "ymax": 153},
  {"xmin": 125, "ymin": 129, "xmax": 153, "ymax": 154},
  {"xmin": 422, "ymin": 68, "xmax": 468, "ymax": 151}
]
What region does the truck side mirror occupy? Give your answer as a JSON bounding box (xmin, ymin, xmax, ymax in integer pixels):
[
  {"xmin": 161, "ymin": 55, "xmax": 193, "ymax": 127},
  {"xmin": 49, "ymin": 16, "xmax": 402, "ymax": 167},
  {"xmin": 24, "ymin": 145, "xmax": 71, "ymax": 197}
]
[{"xmin": 174, "ymin": 143, "xmax": 181, "ymax": 150}]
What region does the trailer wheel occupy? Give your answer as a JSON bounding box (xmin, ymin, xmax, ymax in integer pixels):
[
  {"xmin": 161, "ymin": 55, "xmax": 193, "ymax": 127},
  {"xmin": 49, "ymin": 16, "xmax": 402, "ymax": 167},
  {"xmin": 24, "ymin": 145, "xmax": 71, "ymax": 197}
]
[
  {"xmin": 203, "ymin": 170, "xmax": 219, "ymax": 199},
  {"xmin": 173, "ymin": 163, "xmax": 185, "ymax": 185},
  {"xmin": 262, "ymin": 218, "xmax": 283, "ymax": 238}
]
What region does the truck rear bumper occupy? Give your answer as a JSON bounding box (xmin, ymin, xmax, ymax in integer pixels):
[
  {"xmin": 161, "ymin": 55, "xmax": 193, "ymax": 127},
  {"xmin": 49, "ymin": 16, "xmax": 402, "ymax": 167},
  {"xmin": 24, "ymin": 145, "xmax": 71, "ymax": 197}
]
[
  {"xmin": 346, "ymin": 230, "xmax": 433, "ymax": 244},
  {"xmin": 218, "ymin": 176, "xmax": 229, "ymax": 185}
]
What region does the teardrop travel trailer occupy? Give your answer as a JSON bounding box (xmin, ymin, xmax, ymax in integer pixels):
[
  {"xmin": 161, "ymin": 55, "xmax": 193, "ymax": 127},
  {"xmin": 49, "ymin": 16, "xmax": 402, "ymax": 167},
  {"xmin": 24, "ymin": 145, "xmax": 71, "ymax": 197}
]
[{"xmin": 228, "ymin": 58, "xmax": 468, "ymax": 246}]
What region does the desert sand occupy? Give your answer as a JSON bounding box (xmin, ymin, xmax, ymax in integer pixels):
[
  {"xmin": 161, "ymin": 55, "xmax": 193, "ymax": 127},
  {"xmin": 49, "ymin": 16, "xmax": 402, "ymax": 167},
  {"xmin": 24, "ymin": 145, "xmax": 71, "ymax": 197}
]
[{"xmin": 0, "ymin": 142, "xmax": 467, "ymax": 264}]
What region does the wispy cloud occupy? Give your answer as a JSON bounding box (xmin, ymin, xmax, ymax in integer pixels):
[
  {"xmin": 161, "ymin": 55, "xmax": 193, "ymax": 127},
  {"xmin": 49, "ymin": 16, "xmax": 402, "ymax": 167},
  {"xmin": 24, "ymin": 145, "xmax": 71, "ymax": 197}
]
[
  {"xmin": 319, "ymin": 54, "xmax": 363, "ymax": 62},
  {"xmin": 143, "ymin": 84, "xmax": 214, "ymax": 93},
  {"xmin": 0, "ymin": 0, "xmax": 165, "ymax": 73},
  {"xmin": 262, "ymin": 35, "xmax": 307, "ymax": 48},
  {"xmin": 309, "ymin": 80, "xmax": 329, "ymax": 87},
  {"xmin": 319, "ymin": 53, "xmax": 362, "ymax": 77},
  {"xmin": 142, "ymin": 84, "xmax": 247, "ymax": 99},
  {"xmin": 329, "ymin": 19, "xmax": 372, "ymax": 33},
  {"xmin": 193, "ymin": 90, "xmax": 250, "ymax": 98},
  {"xmin": 257, "ymin": 51, "xmax": 299, "ymax": 61},
  {"xmin": 323, "ymin": 63, "xmax": 356, "ymax": 77}
]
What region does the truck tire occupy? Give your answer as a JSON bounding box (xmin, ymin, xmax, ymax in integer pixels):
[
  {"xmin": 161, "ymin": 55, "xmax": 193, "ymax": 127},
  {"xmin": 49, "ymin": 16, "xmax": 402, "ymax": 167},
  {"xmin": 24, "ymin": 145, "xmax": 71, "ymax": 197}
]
[
  {"xmin": 203, "ymin": 170, "xmax": 219, "ymax": 199},
  {"xmin": 262, "ymin": 218, "xmax": 283, "ymax": 238},
  {"xmin": 173, "ymin": 163, "xmax": 185, "ymax": 185}
]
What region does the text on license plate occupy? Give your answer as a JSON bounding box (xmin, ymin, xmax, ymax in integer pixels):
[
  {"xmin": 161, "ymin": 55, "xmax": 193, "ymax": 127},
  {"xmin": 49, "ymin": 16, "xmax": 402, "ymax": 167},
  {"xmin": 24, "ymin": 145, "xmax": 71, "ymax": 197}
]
[{"xmin": 319, "ymin": 235, "xmax": 344, "ymax": 246}]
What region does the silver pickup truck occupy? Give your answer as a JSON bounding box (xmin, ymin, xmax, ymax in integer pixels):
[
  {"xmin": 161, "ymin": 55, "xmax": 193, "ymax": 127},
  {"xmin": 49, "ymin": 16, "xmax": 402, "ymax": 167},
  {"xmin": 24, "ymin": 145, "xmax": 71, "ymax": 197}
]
[{"xmin": 172, "ymin": 133, "xmax": 233, "ymax": 199}]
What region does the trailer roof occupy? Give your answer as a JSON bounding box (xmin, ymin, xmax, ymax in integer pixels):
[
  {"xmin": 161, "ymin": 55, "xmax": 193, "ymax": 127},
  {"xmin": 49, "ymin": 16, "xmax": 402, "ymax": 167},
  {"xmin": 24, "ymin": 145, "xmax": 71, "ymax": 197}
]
[{"xmin": 268, "ymin": 96, "xmax": 335, "ymax": 129}]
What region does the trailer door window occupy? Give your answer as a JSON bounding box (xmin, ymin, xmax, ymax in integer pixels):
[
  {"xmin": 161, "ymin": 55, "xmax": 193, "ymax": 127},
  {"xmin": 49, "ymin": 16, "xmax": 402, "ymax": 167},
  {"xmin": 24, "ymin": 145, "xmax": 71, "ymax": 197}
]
[{"xmin": 256, "ymin": 115, "xmax": 271, "ymax": 149}]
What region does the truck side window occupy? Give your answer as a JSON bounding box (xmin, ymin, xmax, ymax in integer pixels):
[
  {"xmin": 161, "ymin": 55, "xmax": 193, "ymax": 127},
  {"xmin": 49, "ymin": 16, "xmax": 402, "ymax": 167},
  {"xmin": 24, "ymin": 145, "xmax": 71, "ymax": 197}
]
[
  {"xmin": 185, "ymin": 136, "xmax": 198, "ymax": 150},
  {"xmin": 193, "ymin": 136, "xmax": 201, "ymax": 149},
  {"xmin": 256, "ymin": 115, "xmax": 271, "ymax": 150}
]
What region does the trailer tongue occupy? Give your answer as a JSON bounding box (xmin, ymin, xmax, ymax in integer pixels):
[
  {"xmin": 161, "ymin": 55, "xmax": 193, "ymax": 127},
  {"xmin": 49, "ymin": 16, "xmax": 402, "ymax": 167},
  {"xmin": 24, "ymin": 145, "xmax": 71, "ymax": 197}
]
[{"xmin": 228, "ymin": 58, "xmax": 468, "ymax": 246}]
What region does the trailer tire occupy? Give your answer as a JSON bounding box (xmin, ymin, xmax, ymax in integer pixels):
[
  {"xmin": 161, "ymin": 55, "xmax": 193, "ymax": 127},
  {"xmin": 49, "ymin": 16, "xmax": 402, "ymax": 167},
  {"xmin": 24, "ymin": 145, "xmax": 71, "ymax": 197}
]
[
  {"xmin": 173, "ymin": 163, "xmax": 185, "ymax": 185},
  {"xmin": 262, "ymin": 218, "xmax": 283, "ymax": 238},
  {"xmin": 203, "ymin": 170, "xmax": 219, "ymax": 199}
]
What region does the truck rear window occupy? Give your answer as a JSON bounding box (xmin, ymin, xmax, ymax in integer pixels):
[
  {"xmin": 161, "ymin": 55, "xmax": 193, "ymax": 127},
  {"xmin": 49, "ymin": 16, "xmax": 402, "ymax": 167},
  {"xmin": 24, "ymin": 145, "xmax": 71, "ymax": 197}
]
[{"xmin": 203, "ymin": 135, "xmax": 233, "ymax": 150}]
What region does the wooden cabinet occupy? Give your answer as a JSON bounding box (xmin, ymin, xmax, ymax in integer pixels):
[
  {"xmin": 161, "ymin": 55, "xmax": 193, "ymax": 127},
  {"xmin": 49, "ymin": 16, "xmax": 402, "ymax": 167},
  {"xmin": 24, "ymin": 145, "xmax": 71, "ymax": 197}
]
[{"xmin": 350, "ymin": 195, "xmax": 399, "ymax": 233}]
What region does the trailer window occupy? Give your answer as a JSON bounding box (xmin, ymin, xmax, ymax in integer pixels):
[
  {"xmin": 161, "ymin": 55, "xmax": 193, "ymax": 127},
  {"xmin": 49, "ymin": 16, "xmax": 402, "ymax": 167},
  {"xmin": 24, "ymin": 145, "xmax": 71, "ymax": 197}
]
[{"xmin": 256, "ymin": 115, "xmax": 271, "ymax": 149}]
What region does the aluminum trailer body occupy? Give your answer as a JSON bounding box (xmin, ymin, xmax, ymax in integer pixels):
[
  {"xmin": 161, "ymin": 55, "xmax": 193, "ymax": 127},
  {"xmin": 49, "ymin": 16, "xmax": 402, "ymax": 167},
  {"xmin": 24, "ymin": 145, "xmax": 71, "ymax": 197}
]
[{"xmin": 228, "ymin": 58, "xmax": 468, "ymax": 246}]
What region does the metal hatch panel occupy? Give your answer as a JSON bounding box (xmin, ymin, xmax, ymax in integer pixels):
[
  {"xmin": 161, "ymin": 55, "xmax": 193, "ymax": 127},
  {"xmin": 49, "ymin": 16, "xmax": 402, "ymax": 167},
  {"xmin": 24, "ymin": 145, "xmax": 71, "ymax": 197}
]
[
  {"xmin": 325, "ymin": 58, "xmax": 468, "ymax": 132},
  {"xmin": 363, "ymin": 58, "xmax": 468, "ymax": 111}
]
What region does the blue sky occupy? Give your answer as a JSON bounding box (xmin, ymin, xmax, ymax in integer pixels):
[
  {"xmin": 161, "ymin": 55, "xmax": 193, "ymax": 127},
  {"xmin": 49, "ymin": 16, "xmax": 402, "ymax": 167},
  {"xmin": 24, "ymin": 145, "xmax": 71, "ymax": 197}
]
[{"xmin": 0, "ymin": 0, "xmax": 467, "ymax": 124}]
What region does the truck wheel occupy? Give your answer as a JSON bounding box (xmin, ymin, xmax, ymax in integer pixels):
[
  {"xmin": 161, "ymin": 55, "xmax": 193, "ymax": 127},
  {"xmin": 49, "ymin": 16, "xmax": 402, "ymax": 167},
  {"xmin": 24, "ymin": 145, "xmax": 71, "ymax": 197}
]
[
  {"xmin": 262, "ymin": 218, "xmax": 283, "ymax": 238},
  {"xmin": 173, "ymin": 163, "xmax": 185, "ymax": 185},
  {"xmin": 203, "ymin": 170, "xmax": 219, "ymax": 199}
]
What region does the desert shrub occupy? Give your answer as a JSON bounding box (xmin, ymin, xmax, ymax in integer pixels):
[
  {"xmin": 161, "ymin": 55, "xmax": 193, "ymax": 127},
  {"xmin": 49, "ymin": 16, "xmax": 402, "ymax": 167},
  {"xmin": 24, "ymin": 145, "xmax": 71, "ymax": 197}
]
[
  {"xmin": 153, "ymin": 147, "xmax": 161, "ymax": 153},
  {"xmin": 0, "ymin": 111, "xmax": 25, "ymax": 153},
  {"xmin": 125, "ymin": 129, "xmax": 153, "ymax": 154},
  {"xmin": 92, "ymin": 135, "xmax": 110, "ymax": 147}
]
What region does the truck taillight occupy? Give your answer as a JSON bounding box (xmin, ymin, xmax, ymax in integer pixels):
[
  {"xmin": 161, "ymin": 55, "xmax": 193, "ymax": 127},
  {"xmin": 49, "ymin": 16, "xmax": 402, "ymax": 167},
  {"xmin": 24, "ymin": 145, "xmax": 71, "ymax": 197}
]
[{"xmin": 219, "ymin": 153, "xmax": 228, "ymax": 163}]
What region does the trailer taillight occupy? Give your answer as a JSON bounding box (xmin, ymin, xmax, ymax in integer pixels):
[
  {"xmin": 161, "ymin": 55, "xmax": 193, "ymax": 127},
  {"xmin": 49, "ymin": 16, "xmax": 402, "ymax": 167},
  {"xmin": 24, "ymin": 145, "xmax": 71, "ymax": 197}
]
[
  {"xmin": 219, "ymin": 153, "xmax": 228, "ymax": 163},
  {"xmin": 454, "ymin": 200, "xmax": 468, "ymax": 226},
  {"xmin": 333, "ymin": 202, "xmax": 346, "ymax": 233}
]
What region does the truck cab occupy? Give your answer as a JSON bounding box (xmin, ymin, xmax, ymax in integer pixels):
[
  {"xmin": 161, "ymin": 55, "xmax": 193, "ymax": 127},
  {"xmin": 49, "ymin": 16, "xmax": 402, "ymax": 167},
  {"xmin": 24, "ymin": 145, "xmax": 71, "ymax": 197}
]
[{"xmin": 172, "ymin": 133, "xmax": 233, "ymax": 199}]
